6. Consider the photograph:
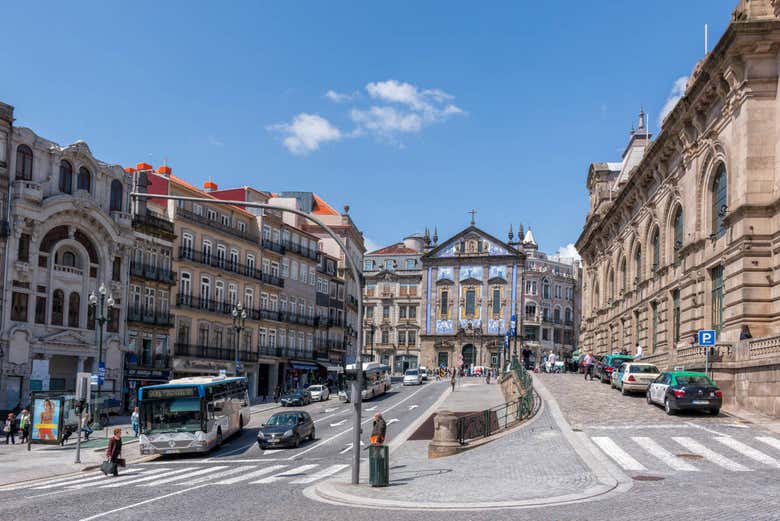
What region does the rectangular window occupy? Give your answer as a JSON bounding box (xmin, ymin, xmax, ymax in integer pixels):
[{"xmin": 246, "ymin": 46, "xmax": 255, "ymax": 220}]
[
  {"xmin": 207, "ymin": 209, "xmax": 217, "ymax": 221},
  {"xmin": 406, "ymin": 259, "xmax": 415, "ymax": 270},
  {"xmin": 221, "ymin": 215, "xmax": 230, "ymax": 227},
  {"xmin": 492, "ymin": 288, "xmax": 501, "ymax": 315},
  {"xmin": 711, "ymin": 265, "xmax": 724, "ymax": 333},
  {"xmin": 11, "ymin": 292, "xmax": 28, "ymax": 322},
  {"xmin": 366, "ymin": 305, "xmax": 374, "ymax": 318},
  {"xmin": 398, "ymin": 331, "xmax": 406, "ymax": 345},
  {"xmin": 465, "ymin": 289, "xmax": 476, "ymax": 316},
  {"xmin": 542, "ymin": 328, "xmax": 549, "ymax": 341},
  {"xmin": 282, "ymin": 258, "xmax": 290, "ymax": 278},
  {"xmin": 35, "ymin": 296, "xmax": 46, "ymax": 324},
  {"xmin": 310, "ymin": 268, "xmax": 316, "ymax": 286},
  {"xmin": 381, "ymin": 330, "xmax": 389, "ymax": 344},
  {"xmin": 440, "ymin": 290, "xmax": 449, "ymax": 317},
  {"xmin": 408, "ymin": 330, "xmax": 416, "ymax": 345},
  {"xmin": 194, "ymin": 204, "xmax": 203, "ymax": 216},
  {"xmin": 383, "ymin": 305, "xmax": 390, "ymax": 319},
  {"xmin": 366, "ymin": 284, "xmax": 376, "ymax": 297},
  {"xmin": 291, "ymin": 261, "xmax": 298, "ymax": 280},
  {"xmin": 18, "ymin": 234, "xmax": 31, "ymax": 263},
  {"xmin": 299, "ymin": 263, "xmax": 307, "ymax": 283},
  {"xmin": 399, "ymin": 305, "xmax": 407, "ymax": 319},
  {"xmin": 672, "ymin": 290, "xmax": 681, "ymax": 344},
  {"xmin": 364, "ymin": 260, "xmax": 374, "ymax": 271},
  {"xmin": 271, "ymin": 262, "xmax": 279, "ymax": 277}
]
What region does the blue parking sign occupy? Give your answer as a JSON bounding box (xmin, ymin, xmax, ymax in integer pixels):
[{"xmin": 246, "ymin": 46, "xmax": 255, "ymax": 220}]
[{"xmin": 698, "ymin": 329, "xmax": 716, "ymax": 346}]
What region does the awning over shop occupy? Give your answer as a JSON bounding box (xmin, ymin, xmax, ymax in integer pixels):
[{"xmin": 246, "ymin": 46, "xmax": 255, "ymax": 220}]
[{"xmin": 291, "ymin": 362, "xmax": 319, "ymax": 371}]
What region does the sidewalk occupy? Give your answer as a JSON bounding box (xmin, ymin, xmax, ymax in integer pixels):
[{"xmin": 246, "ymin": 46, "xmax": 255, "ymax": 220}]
[{"xmin": 312, "ymin": 376, "xmax": 630, "ymax": 510}]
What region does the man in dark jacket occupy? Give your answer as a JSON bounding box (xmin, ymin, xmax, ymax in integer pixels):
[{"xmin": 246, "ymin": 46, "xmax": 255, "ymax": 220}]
[{"xmin": 370, "ymin": 412, "xmax": 386, "ymax": 445}]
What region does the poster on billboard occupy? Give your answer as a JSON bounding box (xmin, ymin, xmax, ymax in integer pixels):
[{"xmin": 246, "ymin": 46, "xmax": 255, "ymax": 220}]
[{"xmin": 31, "ymin": 397, "xmax": 63, "ymax": 444}]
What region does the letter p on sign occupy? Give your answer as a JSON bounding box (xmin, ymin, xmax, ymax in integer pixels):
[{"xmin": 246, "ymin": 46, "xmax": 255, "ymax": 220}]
[{"xmin": 698, "ymin": 329, "xmax": 716, "ymax": 346}]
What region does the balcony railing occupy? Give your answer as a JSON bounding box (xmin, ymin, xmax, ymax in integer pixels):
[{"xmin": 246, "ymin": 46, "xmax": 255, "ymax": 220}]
[
  {"xmin": 315, "ymin": 339, "xmax": 346, "ymax": 350},
  {"xmin": 282, "ymin": 241, "xmax": 319, "ymax": 261},
  {"xmin": 126, "ymin": 355, "xmax": 171, "ymax": 370},
  {"xmin": 315, "ymin": 316, "xmax": 344, "ymax": 328},
  {"xmin": 132, "ymin": 210, "xmax": 175, "ymax": 234},
  {"xmin": 127, "ymin": 305, "xmax": 174, "ymax": 327},
  {"xmin": 178, "ymin": 247, "xmax": 283, "ymax": 288},
  {"xmin": 174, "ymin": 342, "xmax": 259, "ymax": 363},
  {"xmin": 262, "ymin": 238, "xmax": 285, "ymax": 254},
  {"xmin": 176, "ymin": 207, "xmax": 259, "ymax": 244},
  {"xmin": 177, "ymin": 294, "xmax": 313, "ymax": 326},
  {"xmin": 130, "ymin": 261, "xmax": 177, "ymax": 284}
]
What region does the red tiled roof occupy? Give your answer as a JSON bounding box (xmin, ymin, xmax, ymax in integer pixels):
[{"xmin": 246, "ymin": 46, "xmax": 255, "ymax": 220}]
[
  {"xmin": 312, "ymin": 193, "xmax": 340, "ymax": 215},
  {"xmin": 368, "ymin": 243, "xmax": 418, "ymax": 255}
]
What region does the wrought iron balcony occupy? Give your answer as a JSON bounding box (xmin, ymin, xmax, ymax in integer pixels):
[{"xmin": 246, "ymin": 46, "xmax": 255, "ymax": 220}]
[
  {"xmin": 178, "ymin": 247, "xmax": 283, "ymax": 288},
  {"xmin": 261, "ymin": 238, "xmax": 285, "ymax": 254},
  {"xmin": 176, "ymin": 207, "xmax": 258, "ymax": 244},
  {"xmin": 132, "ymin": 210, "xmax": 175, "ymax": 235},
  {"xmin": 127, "ymin": 305, "xmax": 174, "ymax": 327},
  {"xmin": 174, "ymin": 342, "xmax": 258, "ymax": 363},
  {"xmin": 130, "ymin": 261, "xmax": 176, "ymax": 284}
]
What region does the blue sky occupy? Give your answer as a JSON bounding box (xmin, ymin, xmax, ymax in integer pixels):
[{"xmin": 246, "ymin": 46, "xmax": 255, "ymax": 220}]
[{"xmin": 2, "ymin": 0, "xmax": 735, "ymax": 256}]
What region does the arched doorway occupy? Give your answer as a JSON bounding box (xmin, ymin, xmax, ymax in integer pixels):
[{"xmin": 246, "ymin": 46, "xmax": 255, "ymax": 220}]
[{"xmin": 462, "ymin": 344, "xmax": 476, "ymax": 368}]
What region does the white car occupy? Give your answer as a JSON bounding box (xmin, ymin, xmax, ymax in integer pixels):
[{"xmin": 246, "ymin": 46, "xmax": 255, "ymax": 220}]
[
  {"xmin": 419, "ymin": 367, "xmax": 429, "ymax": 381},
  {"xmin": 403, "ymin": 369, "xmax": 422, "ymax": 386},
  {"xmin": 611, "ymin": 362, "xmax": 660, "ymax": 395},
  {"xmin": 307, "ymin": 385, "xmax": 330, "ymax": 401}
]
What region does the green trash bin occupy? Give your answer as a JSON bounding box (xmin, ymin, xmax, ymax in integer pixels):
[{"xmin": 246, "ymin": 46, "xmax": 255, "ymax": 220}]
[{"xmin": 368, "ymin": 444, "xmax": 389, "ymax": 487}]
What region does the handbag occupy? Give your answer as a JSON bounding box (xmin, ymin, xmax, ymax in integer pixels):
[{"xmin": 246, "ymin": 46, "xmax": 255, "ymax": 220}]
[
  {"xmin": 100, "ymin": 460, "xmax": 115, "ymax": 475},
  {"xmin": 2, "ymin": 425, "xmax": 9, "ymax": 433}
]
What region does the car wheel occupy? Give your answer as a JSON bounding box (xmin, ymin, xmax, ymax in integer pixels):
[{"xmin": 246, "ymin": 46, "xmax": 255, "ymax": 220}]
[
  {"xmin": 621, "ymin": 384, "xmax": 628, "ymax": 396},
  {"xmin": 664, "ymin": 398, "xmax": 675, "ymax": 415},
  {"xmin": 710, "ymin": 408, "xmax": 720, "ymax": 416},
  {"xmin": 309, "ymin": 428, "xmax": 316, "ymax": 441},
  {"xmin": 216, "ymin": 428, "xmax": 223, "ymax": 447},
  {"xmin": 646, "ymin": 391, "xmax": 653, "ymax": 405}
]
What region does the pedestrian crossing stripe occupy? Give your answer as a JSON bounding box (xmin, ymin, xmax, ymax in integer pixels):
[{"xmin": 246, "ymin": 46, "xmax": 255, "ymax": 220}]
[
  {"xmin": 0, "ymin": 462, "xmax": 351, "ymax": 493},
  {"xmin": 590, "ymin": 435, "xmax": 780, "ymax": 473}
]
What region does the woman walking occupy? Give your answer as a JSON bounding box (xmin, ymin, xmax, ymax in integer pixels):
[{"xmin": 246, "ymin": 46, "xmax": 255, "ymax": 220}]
[
  {"xmin": 131, "ymin": 407, "xmax": 140, "ymax": 437},
  {"xmin": 105, "ymin": 427, "xmax": 123, "ymax": 477},
  {"xmin": 18, "ymin": 409, "xmax": 30, "ymax": 444},
  {"xmin": 4, "ymin": 412, "xmax": 16, "ymax": 444}
]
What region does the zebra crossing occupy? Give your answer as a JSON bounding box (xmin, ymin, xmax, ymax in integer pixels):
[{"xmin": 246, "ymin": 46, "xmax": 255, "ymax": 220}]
[
  {"xmin": 591, "ymin": 434, "xmax": 780, "ymax": 474},
  {"xmin": 0, "ymin": 462, "xmax": 350, "ymax": 493}
]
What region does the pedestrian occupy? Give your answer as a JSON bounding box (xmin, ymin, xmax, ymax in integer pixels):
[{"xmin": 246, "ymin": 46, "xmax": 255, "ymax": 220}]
[
  {"xmin": 583, "ymin": 351, "xmax": 595, "ymax": 381},
  {"xmin": 274, "ymin": 385, "xmax": 281, "ymax": 402},
  {"xmin": 370, "ymin": 412, "xmax": 387, "ymax": 445},
  {"xmin": 522, "ymin": 347, "xmax": 531, "ymax": 370},
  {"xmin": 450, "ymin": 371, "xmax": 456, "ymax": 392},
  {"xmin": 634, "ymin": 342, "xmax": 644, "ymax": 361},
  {"xmin": 18, "ymin": 409, "xmax": 30, "ymax": 444},
  {"xmin": 105, "ymin": 427, "xmax": 123, "ymax": 477},
  {"xmin": 81, "ymin": 411, "xmax": 93, "ymax": 441},
  {"xmin": 4, "ymin": 412, "xmax": 16, "ymax": 444},
  {"xmin": 131, "ymin": 407, "xmax": 140, "ymax": 437},
  {"xmin": 548, "ymin": 352, "xmax": 557, "ymax": 373},
  {"xmin": 740, "ymin": 325, "xmax": 753, "ymax": 340}
]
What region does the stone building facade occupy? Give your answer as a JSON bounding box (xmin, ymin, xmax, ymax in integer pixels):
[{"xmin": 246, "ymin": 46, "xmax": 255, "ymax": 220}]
[
  {"xmin": 0, "ymin": 123, "xmax": 134, "ymax": 410},
  {"xmin": 576, "ymin": 0, "xmax": 780, "ymax": 416},
  {"xmin": 363, "ymin": 234, "xmax": 424, "ymax": 374}
]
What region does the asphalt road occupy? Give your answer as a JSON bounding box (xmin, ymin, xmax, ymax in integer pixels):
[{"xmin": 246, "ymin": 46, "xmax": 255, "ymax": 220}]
[{"xmin": 0, "ymin": 380, "xmax": 449, "ymax": 521}]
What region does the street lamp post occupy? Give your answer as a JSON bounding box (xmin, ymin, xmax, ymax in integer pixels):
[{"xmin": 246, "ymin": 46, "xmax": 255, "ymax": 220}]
[
  {"xmin": 368, "ymin": 324, "xmax": 375, "ymax": 362},
  {"xmin": 232, "ymin": 303, "xmax": 247, "ymax": 376},
  {"xmin": 89, "ymin": 283, "xmax": 114, "ymax": 429}
]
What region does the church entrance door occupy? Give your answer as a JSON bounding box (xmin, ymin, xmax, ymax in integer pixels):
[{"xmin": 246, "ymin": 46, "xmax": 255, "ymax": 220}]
[{"xmin": 462, "ymin": 344, "xmax": 476, "ymax": 369}]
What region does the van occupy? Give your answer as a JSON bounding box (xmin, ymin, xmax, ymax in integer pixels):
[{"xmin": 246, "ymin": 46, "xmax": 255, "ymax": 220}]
[{"xmin": 419, "ymin": 366, "xmax": 428, "ymax": 381}]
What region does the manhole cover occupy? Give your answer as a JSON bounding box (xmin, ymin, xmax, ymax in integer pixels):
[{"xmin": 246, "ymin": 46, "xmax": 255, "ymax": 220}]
[
  {"xmin": 572, "ymin": 428, "xmax": 583, "ymax": 432},
  {"xmin": 676, "ymin": 453, "xmax": 704, "ymax": 460},
  {"xmin": 632, "ymin": 475, "xmax": 665, "ymax": 481}
]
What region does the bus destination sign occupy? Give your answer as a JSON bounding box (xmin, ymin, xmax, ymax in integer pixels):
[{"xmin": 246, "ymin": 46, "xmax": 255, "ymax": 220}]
[{"xmin": 144, "ymin": 386, "xmax": 199, "ymax": 399}]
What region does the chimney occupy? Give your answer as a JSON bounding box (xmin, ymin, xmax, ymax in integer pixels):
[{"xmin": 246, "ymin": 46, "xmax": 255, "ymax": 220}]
[
  {"xmin": 203, "ymin": 180, "xmax": 218, "ymax": 192},
  {"xmin": 156, "ymin": 165, "xmax": 172, "ymax": 178}
]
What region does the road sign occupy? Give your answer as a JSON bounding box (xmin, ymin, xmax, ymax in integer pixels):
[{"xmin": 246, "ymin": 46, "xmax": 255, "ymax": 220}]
[
  {"xmin": 98, "ymin": 362, "xmax": 105, "ymax": 385},
  {"xmin": 510, "ymin": 314, "xmax": 517, "ymax": 337},
  {"xmin": 90, "ymin": 374, "xmax": 99, "ymax": 386},
  {"xmin": 698, "ymin": 329, "xmax": 716, "ymax": 346}
]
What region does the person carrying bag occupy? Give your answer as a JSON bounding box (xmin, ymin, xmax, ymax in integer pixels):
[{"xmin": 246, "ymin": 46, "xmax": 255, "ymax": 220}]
[{"xmin": 102, "ymin": 428, "xmax": 124, "ymax": 477}]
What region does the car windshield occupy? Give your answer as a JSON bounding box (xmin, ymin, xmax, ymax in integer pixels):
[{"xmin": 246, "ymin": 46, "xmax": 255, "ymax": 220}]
[
  {"xmin": 610, "ymin": 358, "xmax": 630, "ymax": 367},
  {"xmin": 630, "ymin": 365, "xmax": 660, "ymax": 374},
  {"xmin": 309, "ymin": 386, "xmax": 323, "ymax": 391},
  {"xmin": 266, "ymin": 414, "xmax": 299, "ymax": 426},
  {"xmin": 141, "ymin": 397, "xmax": 203, "ymax": 434},
  {"xmin": 676, "ymin": 375, "xmax": 714, "ymax": 387},
  {"xmin": 405, "ymin": 370, "xmax": 418, "ymax": 375},
  {"xmin": 284, "ymin": 392, "xmax": 302, "ymax": 398}
]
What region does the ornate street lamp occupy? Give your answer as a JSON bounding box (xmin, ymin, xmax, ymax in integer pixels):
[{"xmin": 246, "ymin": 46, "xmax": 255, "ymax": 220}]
[
  {"xmin": 367, "ymin": 323, "xmax": 376, "ymax": 362},
  {"xmin": 231, "ymin": 303, "xmax": 247, "ymax": 376},
  {"xmin": 88, "ymin": 283, "xmax": 114, "ymax": 428}
]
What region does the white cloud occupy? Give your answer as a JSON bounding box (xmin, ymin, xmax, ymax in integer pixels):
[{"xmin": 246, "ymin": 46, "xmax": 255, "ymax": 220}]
[
  {"xmin": 267, "ymin": 113, "xmax": 342, "ymax": 155},
  {"xmin": 350, "ymin": 106, "xmax": 424, "ymax": 135},
  {"xmin": 324, "ymin": 90, "xmax": 357, "ymax": 103},
  {"xmin": 554, "ymin": 243, "xmax": 581, "ymax": 261},
  {"xmin": 658, "ymin": 76, "xmax": 688, "ymax": 127}
]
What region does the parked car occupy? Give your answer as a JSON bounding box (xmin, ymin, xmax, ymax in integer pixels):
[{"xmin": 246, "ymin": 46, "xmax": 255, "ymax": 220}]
[
  {"xmin": 419, "ymin": 367, "xmax": 429, "ymax": 381},
  {"xmin": 610, "ymin": 362, "xmax": 661, "ymax": 395},
  {"xmin": 307, "ymin": 385, "xmax": 330, "ymax": 401},
  {"xmin": 403, "ymin": 368, "xmax": 423, "ymax": 386},
  {"xmin": 594, "ymin": 354, "xmax": 635, "ymax": 383},
  {"xmin": 280, "ymin": 390, "xmax": 312, "ymax": 406},
  {"xmin": 257, "ymin": 411, "xmax": 315, "ymax": 449},
  {"xmin": 646, "ymin": 371, "xmax": 722, "ymax": 415}
]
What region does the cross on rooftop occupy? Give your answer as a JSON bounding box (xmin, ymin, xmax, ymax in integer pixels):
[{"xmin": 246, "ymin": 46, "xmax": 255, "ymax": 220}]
[{"xmin": 469, "ymin": 209, "xmax": 477, "ymax": 225}]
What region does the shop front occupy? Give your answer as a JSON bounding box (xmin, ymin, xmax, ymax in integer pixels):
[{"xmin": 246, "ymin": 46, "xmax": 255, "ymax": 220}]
[{"xmin": 284, "ymin": 361, "xmax": 326, "ymax": 391}]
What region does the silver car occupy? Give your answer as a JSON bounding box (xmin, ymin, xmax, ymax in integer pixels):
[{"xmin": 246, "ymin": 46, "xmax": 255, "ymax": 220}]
[{"xmin": 307, "ymin": 384, "xmax": 330, "ymax": 401}]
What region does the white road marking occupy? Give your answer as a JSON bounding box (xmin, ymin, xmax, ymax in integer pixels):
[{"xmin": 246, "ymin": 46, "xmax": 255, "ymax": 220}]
[
  {"xmin": 68, "ymin": 469, "xmax": 167, "ymax": 490},
  {"xmin": 387, "ymin": 418, "xmax": 400, "ymax": 425},
  {"xmin": 591, "ymin": 436, "xmax": 647, "ymax": 471},
  {"xmin": 631, "ymin": 437, "xmax": 699, "ymax": 471},
  {"xmin": 286, "ymin": 384, "xmax": 430, "ymax": 459},
  {"xmin": 261, "ymin": 449, "xmax": 283, "ymax": 455},
  {"xmin": 408, "ymin": 405, "xmax": 419, "ymax": 410},
  {"xmin": 289, "ymin": 464, "xmax": 349, "ymax": 484},
  {"xmin": 100, "ymin": 467, "xmax": 197, "ymax": 488},
  {"xmin": 756, "ymin": 436, "xmax": 780, "ymax": 452},
  {"xmin": 684, "ymin": 421, "xmax": 729, "ymax": 437},
  {"xmin": 34, "ymin": 469, "xmax": 142, "ymax": 490},
  {"xmin": 313, "ymin": 412, "xmax": 343, "ymax": 424},
  {"xmin": 214, "ymin": 441, "xmax": 257, "ymax": 457},
  {"xmin": 324, "ymin": 407, "xmax": 339, "ymax": 413},
  {"xmin": 714, "ymin": 437, "xmax": 780, "ymax": 468},
  {"xmin": 329, "ymin": 419, "xmax": 347, "ymax": 427},
  {"xmin": 140, "ymin": 466, "xmax": 228, "ymax": 486},
  {"xmin": 672, "ymin": 437, "xmax": 750, "ymax": 471},
  {"xmin": 339, "ymin": 443, "xmax": 353, "ymax": 454},
  {"xmin": 186, "ymin": 465, "xmax": 256, "ymax": 485},
  {"xmin": 2, "ymin": 471, "xmax": 102, "ymax": 491},
  {"xmin": 216, "ymin": 465, "xmax": 288, "ymax": 484},
  {"xmin": 252, "ymin": 464, "xmax": 319, "ymax": 484},
  {"xmin": 364, "ymin": 406, "xmax": 377, "ymax": 411},
  {"xmin": 78, "ymin": 484, "xmax": 209, "ymax": 521}
]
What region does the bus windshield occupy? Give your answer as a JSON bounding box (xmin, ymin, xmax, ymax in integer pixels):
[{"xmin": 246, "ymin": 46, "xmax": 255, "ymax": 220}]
[{"xmin": 141, "ymin": 397, "xmax": 203, "ymax": 434}]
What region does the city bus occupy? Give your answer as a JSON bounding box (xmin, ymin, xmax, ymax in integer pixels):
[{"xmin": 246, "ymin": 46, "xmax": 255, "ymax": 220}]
[
  {"xmin": 338, "ymin": 362, "xmax": 391, "ymax": 402},
  {"xmin": 137, "ymin": 375, "xmax": 250, "ymax": 455}
]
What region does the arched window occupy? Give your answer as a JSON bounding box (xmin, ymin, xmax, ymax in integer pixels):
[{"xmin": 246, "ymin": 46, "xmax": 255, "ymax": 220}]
[
  {"xmin": 68, "ymin": 292, "xmax": 80, "ymax": 327},
  {"xmin": 52, "ymin": 289, "xmax": 64, "ymax": 326},
  {"xmin": 542, "ymin": 280, "xmax": 550, "ymax": 299},
  {"xmin": 15, "ymin": 145, "xmax": 33, "ymax": 180},
  {"xmin": 109, "ymin": 180, "xmax": 123, "ymax": 212},
  {"xmin": 651, "ymin": 229, "xmax": 660, "ymax": 270},
  {"xmin": 553, "ymin": 307, "xmax": 561, "ymax": 323},
  {"xmin": 593, "ymin": 282, "xmax": 600, "ymax": 309},
  {"xmin": 608, "ymin": 269, "xmax": 615, "ymax": 300},
  {"xmin": 77, "ymin": 167, "xmax": 91, "ymax": 192},
  {"xmin": 564, "ymin": 307, "xmax": 572, "ymax": 324},
  {"xmin": 620, "ymin": 257, "xmax": 627, "ymax": 291},
  {"xmin": 673, "ymin": 207, "xmax": 684, "ymax": 254},
  {"xmin": 712, "ymin": 163, "xmax": 727, "ymax": 239},
  {"xmin": 634, "ymin": 246, "xmax": 642, "ymax": 283},
  {"xmin": 62, "ymin": 251, "xmax": 76, "ymax": 267},
  {"xmin": 59, "ymin": 160, "xmax": 73, "ymax": 194}
]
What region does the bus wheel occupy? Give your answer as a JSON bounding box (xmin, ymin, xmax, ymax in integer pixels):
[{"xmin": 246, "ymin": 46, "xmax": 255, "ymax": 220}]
[
  {"xmin": 239, "ymin": 415, "xmax": 244, "ymax": 432},
  {"xmin": 216, "ymin": 428, "xmax": 223, "ymax": 447}
]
